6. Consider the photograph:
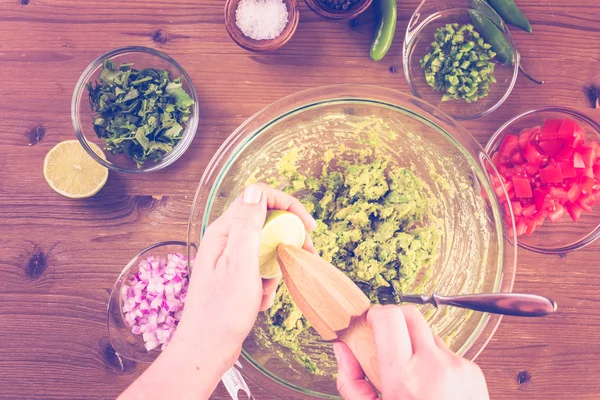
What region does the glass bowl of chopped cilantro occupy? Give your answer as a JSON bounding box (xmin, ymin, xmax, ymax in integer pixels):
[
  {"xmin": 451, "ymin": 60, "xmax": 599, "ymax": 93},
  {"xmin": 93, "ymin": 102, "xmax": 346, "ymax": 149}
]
[
  {"xmin": 187, "ymin": 85, "xmax": 517, "ymax": 399},
  {"xmin": 403, "ymin": 0, "xmax": 519, "ymax": 120},
  {"xmin": 72, "ymin": 46, "xmax": 199, "ymax": 172}
]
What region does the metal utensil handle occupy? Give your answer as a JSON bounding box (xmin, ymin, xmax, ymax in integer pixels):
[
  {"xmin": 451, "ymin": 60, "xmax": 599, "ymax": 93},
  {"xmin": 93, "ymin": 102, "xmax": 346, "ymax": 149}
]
[
  {"xmin": 221, "ymin": 362, "xmax": 253, "ymax": 400},
  {"xmin": 433, "ymin": 292, "xmax": 557, "ymax": 317}
]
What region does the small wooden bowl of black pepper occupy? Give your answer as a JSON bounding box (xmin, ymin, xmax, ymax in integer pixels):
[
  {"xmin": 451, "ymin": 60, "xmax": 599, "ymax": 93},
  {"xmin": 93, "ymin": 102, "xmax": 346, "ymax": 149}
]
[{"xmin": 304, "ymin": 0, "xmax": 372, "ymax": 20}]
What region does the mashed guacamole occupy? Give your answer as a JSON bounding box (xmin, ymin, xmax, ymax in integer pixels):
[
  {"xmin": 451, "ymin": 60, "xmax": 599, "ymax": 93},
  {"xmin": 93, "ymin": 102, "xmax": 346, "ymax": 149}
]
[{"xmin": 265, "ymin": 148, "xmax": 441, "ymax": 373}]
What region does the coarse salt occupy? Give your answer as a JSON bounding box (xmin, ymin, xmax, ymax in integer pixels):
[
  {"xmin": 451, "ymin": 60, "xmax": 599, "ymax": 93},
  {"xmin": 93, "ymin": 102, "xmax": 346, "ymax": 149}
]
[{"xmin": 235, "ymin": 0, "xmax": 289, "ymax": 41}]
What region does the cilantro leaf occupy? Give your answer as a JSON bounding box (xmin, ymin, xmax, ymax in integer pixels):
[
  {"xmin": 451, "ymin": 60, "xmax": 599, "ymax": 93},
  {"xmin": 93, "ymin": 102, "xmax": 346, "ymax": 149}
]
[{"xmin": 86, "ymin": 60, "xmax": 195, "ymax": 168}]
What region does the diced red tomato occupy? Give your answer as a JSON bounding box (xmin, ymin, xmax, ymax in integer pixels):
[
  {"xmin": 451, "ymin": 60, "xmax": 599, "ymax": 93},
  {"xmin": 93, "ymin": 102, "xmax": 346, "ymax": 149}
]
[
  {"xmin": 580, "ymin": 168, "xmax": 594, "ymax": 193},
  {"xmin": 511, "ymin": 201, "xmax": 523, "ymax": 216},
  {"xmin": 559, "ymin": 161, "xmax": 576, "ymax": 179},
  {"xmin": 490, "ymin": 117, "xmax": 598, "ymax": 237},
  {"xmin": 548, "ymin": 186, "xmax": 568, "ymax": 200},
  {"xmin": 524, "ymin": 143, "xmax": 546, "ymax": 166},
  {"xmin": 523, "ymin": 162, "xmax": 539, "ymax": 176},
  {"xmin": 533, "ymin": 188, "xmax": 546, "ymax": 210},
  {"xmin": 491, "ymin": 152, "xmax": 502, "ymax": 169},
  {"xmin": 566, "ymin": 202, "xmax": 583, "ymax": 222},
  {"xmin": 539, "ymin": 164, "xmax": 563, "ymax": 184},
  {"xmin": 522, "ymin": 203, "xmax": 537, "ymax": 218},
  {"xmin": 510, "ymin": 152, "xmax": 525, "ymax": 165},
  {"xmin": 573, "ymin": 123, "xmax": 587, "ymax": 147},
  {"xmin": 547, "ymin": 203, "xmax": 567, "ymax": 222},
  {"xmin": 512, "ymin": 176, "xmax": 532, "ymax": 198},
  {"xmin": 492, "ymin": 179, "xmax": 510, "ymax": 204},
  {"xmin": 518, "ymin": 128, "xmax": 538, "ymax": 150},
  {"xmin": 507, "ymin": 187, "xmax": 516, "ymax": 199},
  {"xmin": 579, "ymin": 193, "xmax": 594, "ymax": 212},
  {"xmin": 567, "ymin": 183, "xmax": 582, "ymax": 203},
  {"xmin": 577, "ymin": 145, "xmax": 595, "ymax": 168},
  {"xmin": 515, "ymin": 218, "xmax": 528, "ymax": 236},
  {"xmin": 533, "ymin": 211, "xmax": 547, "ymax": 227},
  {"xmin": 498, "ymin": 134, "xmax": 519, "ymax": 162},
  {"xmin": 541, "ymin": 119, "xmax": 563, "ymax": 140},
  {"xmin": 573, "ymin": 152, "xmax": 586, "ymax": 168},
  {"xmin": 557, "ymin": 119, "xmax": 578, "ymax": 139},
  {"xmin": 594, "ymin": 164, "xmax": 600, "ymax": 179},
  {"xmin": 556, "ymin": 145, "xmax": 575, "ymax": 161},
  {"xmin": 524, "ymin": 217, "xmax": 537, "ymax": 236},
  {"xmin": 539, "ymin": 140, "xmax": 564, "ymax": 157}
]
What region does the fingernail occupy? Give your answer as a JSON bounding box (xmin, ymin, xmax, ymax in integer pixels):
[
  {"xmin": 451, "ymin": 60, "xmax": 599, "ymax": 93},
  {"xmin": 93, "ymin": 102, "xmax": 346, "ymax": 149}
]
[{"xmin": 243, "ymin": 184, "xmax": 262, "ymax": 205}]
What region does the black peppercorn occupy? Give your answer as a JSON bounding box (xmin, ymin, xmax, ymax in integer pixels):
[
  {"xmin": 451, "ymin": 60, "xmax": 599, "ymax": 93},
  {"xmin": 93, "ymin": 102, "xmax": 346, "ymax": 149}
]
[{"xmin": 320, "ymin": 0, "xmax": 360, "ymax": 11}]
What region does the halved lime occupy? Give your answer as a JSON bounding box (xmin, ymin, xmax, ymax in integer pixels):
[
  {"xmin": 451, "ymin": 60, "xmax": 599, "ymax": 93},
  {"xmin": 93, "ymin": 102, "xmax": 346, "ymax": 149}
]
[
  {"xmin": 259, "ymin": 210, "xmax": 306, "ymax": 279},
  {"xmin": 43, "ymin": 140, "xmax": 108, "ymax": 199}
]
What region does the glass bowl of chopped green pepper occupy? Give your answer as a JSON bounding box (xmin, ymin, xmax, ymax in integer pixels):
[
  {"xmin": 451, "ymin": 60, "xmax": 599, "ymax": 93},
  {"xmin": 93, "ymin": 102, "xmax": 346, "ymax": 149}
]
[
  {"xmin": 403, "ymin": 0, "xmax": 519, "ymax": 121},
  {"xmin": 187, "ymin": 85, "xmax": 517, "ymax": 399},
  {"xmin": 72, "ymin": 46, "xmax": 199, "ymax": 173}
]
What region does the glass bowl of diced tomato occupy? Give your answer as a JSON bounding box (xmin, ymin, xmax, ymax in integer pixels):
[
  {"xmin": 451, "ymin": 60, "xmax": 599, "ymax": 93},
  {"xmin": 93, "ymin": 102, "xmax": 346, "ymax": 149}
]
[{"xmin": 486, "ymin": 107, "xmax": 600, "ymax": 254}]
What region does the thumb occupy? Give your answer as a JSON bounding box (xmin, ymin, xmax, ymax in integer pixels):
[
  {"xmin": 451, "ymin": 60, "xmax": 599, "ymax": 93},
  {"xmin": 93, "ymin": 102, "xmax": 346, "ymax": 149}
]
[
  {"xmin": 224, "ymin": 184, "xmax": 267, "ymax": 274},
  {"xmin": 333, "ymin": 342, "xmax": 378, "ymax": 400}
]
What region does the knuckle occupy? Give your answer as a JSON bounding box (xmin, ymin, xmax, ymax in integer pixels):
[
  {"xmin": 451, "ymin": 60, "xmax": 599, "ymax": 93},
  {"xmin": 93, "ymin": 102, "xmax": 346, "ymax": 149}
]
[
  {"xmin": 449, "ymin": 354, "xmax": 466, "ymax": 370},
  {"xmin": 230, "ymin": 213, "xmax": 262, "ymax": 232},
  {"xmin": 369, "ymin": 304, "xmax": 403, "ymax": 325},
  {"xmin": 467, "ymin": 361, "xmax": 485, "ymax": 379},
  {"xmin": 335, "ymin": 377, "xmax": 346, "ymax": 397},
  {"xmin": 399, "ymin": 304, "xmax": 422, "ymax": 320},
  {"xmin": 203, "ymin": 223, "xmax": 219, "ymax": 239}
]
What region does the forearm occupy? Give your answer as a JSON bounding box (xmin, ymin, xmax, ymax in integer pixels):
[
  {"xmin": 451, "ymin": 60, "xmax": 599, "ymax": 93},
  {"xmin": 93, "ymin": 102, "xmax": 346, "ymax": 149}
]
[{"xmin": 118, "ymin": 333, "xmax": 234, "ymax": 400}]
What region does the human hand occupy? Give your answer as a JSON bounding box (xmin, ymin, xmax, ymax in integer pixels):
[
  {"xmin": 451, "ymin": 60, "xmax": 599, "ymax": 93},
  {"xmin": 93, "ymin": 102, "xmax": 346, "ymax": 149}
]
[
  {"xmin": 173, "ymin": 183, "xmax": 317, "ymax": 376},
  {"xmin": 333, "ymin": 305, "xmax": 490, "ymax": 400}
]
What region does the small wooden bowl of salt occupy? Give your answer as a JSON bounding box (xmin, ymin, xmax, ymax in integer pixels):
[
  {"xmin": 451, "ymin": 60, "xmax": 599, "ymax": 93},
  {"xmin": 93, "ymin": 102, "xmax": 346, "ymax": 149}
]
[{"xmin": 225, "ymin": 0, "xmax": 299, "ymax": 52}]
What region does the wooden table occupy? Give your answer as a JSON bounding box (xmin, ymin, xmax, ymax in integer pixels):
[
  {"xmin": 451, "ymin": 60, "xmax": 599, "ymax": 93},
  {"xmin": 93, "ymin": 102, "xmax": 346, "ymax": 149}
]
[{"xmin": 1, "ymin": 0, "xmax": 599, "ymax": 398}]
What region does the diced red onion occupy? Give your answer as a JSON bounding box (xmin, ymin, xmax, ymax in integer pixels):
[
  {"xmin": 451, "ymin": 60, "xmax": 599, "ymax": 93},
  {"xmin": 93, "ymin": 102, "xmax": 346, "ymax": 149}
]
[
  {"xmin": 121, "ymin": 252, "xmax": 191, "ymax": 352},
  {"xmin": 145, "ymin": 340, "xmax": 159, "ymax": 352}
]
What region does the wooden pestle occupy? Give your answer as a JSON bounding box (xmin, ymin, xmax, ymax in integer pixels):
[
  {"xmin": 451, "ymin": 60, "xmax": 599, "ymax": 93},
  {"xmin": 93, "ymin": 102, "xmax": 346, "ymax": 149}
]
[{"xmin": 276, "ymin": 244, "xmax": 381, "ymax": 391}]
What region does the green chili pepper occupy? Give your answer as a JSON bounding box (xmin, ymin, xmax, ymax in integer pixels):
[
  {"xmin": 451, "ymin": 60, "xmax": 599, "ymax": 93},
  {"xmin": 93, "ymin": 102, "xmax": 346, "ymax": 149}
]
[
  {"xmin": 370, "ymin": 0, "xmax": 397, "ymax": 62},
  {"xmin": 468, "ymin": 10, "xmax": 514, "ymax": 65},
  {"xmin": 487, "ymin": 0, "xmax": 532, "ymax": 33},
  {"xmin": 420, "ymin": 23, "xmax": 497, "ymax": 102},
  {"xmin": 469, "ymin": 3, "xmax": 543, "ymax": 84}
]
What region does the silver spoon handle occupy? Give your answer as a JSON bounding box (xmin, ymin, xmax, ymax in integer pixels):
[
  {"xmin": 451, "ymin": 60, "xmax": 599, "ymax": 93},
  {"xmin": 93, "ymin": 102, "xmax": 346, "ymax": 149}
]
[{"xmin": 400, "ymin": 292, "xmax": 557, "ymax": 317}]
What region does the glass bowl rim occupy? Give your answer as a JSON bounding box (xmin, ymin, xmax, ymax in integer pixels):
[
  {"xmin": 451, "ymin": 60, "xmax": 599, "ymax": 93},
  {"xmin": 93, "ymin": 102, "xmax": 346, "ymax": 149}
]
[
  {"xmin": 71, "ymin": 46, "xmax": 200, "ymax": 174},
  {"xmin": 485, "ymin": 106, "xmax": 600, "ymax": 254},
  {"xmin": 402, "ymin": 5, "xmax": 520, "ymax": 121},
  {"xmin": 186, "ymin": 84, "xmax": 517, "ymax": 398}
]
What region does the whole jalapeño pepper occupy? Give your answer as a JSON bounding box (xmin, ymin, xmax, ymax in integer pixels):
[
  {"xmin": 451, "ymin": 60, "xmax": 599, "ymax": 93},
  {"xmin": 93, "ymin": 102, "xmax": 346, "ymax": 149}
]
[
  {"xmin": 470, "ymin": 0, "xmax": 543, "ymax": 84},
  {"xmin": 487, "ymin": 0, "xmax": 532, "ymax": 33},
  {"xmin": 370, "ymin": 0, "xmax": 397, "ymax": 62}
]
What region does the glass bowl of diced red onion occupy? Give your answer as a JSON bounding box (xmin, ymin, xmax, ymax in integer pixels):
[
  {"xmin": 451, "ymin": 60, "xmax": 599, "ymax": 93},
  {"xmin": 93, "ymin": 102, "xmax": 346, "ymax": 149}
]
[
  {"xmin": 485, "ymin": 107, "xmax": 600, "ymax": 254},
  {"xmin": 107, "ymin": 241, "xmax": 193, "ymax": 362}
]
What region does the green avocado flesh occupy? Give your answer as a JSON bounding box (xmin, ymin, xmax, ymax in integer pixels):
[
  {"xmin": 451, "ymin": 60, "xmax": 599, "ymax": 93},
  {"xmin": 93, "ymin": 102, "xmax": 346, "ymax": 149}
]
[{"xmin": 264, "ymin": 148, "xmax": 441, "ymax": 373}]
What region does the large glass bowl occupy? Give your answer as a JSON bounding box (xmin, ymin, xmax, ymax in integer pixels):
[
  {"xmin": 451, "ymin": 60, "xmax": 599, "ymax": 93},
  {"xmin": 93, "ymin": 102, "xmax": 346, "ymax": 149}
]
[
  {"xmin": 72, "ymin": 46, "xmax": 200, "ymax": 173},
  {"xmin": 187, "ymin": 85, "xmax": 517, "ymax": 399},
  {"xmin": 403, "ymin": 0, "xmax": 519, "ymax": 121}
]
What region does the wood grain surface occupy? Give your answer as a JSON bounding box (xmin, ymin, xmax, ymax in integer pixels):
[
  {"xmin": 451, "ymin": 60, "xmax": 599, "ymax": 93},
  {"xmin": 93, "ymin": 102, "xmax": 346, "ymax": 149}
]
[{"xmin": 1, "ymin": 0, "xmax": 599, "ymax": 399}]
